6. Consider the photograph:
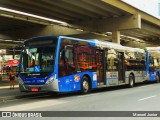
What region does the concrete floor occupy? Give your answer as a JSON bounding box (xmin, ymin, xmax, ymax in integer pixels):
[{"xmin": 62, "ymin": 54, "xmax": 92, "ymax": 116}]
[{"xmin": 0, "ymin": 82, "xmax": 160, "ymax": 120}]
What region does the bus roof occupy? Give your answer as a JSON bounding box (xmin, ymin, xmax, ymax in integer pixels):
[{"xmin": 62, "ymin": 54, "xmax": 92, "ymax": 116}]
[
  {"xmin": 146, "ymin": 47, "xmax": 160, "ymax": 57},
  {"xmin": 24, "ymin": 36, "xmax": 145, "ymax": 53},
  {"xmin": 24, "ymin": 36, "xmax": 57, "ymax": 43},
  {"xmin": 91, "ymin": 39, "xmax": 145, "ymax": 53},
  {"xmin": 146, "ymin": 47, "xmax": 160, "ymax": 51},
  {"xmin": 131, "ymin": 48, "xmax": 145, "ymax": 53},
  {"xmin": 91, "ymin": 39, "xmax": 124, "ymax": 51}
]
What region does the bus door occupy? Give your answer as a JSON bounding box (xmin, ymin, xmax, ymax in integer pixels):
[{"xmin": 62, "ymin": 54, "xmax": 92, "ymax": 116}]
[
  {"xmin": 118, "ymin": 52, "xmax": 125, "ymax": 82},
  {"xmin": 96, "ymin": 49, "xmax": 106, "ymax": 84}
]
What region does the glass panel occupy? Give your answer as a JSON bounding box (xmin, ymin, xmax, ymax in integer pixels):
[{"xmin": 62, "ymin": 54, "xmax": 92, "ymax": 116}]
[
  {"xmin": 96, "ymin": 50, "xmax": 103, "ymax": 82},
  {"xmin": 20, "ymin": 46, "xmax": 55, "ymax": 75},
  {"xmin": 76, "ymin": 45, "xmax": 95, "ymax": 71},
  {"xmin": 125, "ymin": 51, "xmax": 145, "ymax": 71},
  {"xmin": 58, "ymin": 38, "xmax": 96, "ymax": 78},
  {"xmin": 107, "ymin": 49, "xmax": 118, "ymax": 71},
  {"xmin": 58, "ymin": 44, "xmax": 76, "ymax": 77}
]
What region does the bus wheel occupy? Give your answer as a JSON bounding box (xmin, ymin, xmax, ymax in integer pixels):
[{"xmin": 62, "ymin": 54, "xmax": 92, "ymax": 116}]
[
  {"xmin": 81, "ymin": 76, "xmax": 91, "ymax": 94},
  {"xmin": 128, "ymin": 75, "xmax": 134, "ymax": 88},
  {"xmin": 156, "ymin": 74, "xmax": 160, "ymax": 83}
]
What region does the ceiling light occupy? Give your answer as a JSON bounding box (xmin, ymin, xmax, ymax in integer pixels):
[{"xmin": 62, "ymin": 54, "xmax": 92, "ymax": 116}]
[
  {"xmin": 76, "ymin": 29, "xmax": 84, "ymax": 31},
  {"xmin": 4, "ymin": 40, "xmax": 13, "ymax": 42},
  {"xmin": 0, "ymin": 7, "xmax": 67, "ymax": 25},
  {"xmin": 13, "ymin": 41, "xmax": 23, "ymax": 43},
  {"xmin": 106, "ymin": 32, "xmax": 112, "ymax": 34}
]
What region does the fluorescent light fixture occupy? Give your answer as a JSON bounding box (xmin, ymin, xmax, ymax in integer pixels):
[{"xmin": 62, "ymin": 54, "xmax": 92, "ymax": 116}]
[
  {"xmin": 106, "ymin": 32, "xmax": 112, "ymax": 34},
  {"xmin": 9, "ymin": 50, "xmax": 21, "ymax": 51},
  {"xmin": 0, "ymin": 39, "xmax": 23, "ymax": 43},
  {"xmin": 76, "ymin": 28, "xmax": 84, "ymax": 31},
  {"xmin": 102, "ymin": 34, "xmax": 108, "ymax": 36},
  {"xmin": 13, "ymin": 41, "xmax": 23, "ymax": 43},
  {"xmin": 120, "ymin": 34, "xmax": 144, "ymax": 42},
  {"xmin": 0, "ymin": 6, "xmax": 67, "ymax": 25},
  {"xmin": 4, "ymin": 40, "xmax": 13, "ymax": 42}
]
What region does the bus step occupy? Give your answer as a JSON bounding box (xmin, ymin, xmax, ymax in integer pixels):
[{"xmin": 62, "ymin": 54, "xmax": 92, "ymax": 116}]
[
  {"xmin": 98, "ymin": 82, "xmax": 105, "ymax": 86},
  {"xmin": 119, "ymin": 80, "xmax": 125, "ymax": 83},
  {"xmin": 98, "ymin": 85, "xmax": 107, "ymax": 88},
  {"xmin": 119, "ymin": 80, "xmax": 126, "ymax": 85}
]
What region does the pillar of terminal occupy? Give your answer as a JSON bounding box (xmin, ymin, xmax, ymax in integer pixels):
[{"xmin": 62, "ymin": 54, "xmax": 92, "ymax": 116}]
[{"xmin": 112, "ymin": 31, "xmax": 120, "ymax": 44}]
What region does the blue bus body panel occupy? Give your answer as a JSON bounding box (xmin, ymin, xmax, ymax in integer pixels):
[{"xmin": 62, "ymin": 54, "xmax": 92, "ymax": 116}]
[
  {"xmin": 149, "ymin": 70, "xmax": 160, "ymax": 81},
  {"xmin": 145, "ymin": 51, "xmax": 160, "ymax": 82},
  {"xmin": 19, "ymin": 72, "xmax": 55, "ymax": 85},
  {"xmin": 56, "ymin": 36, "xmax": 98, "ymax": 92},
  {"xmin": 24, "ymin": 78, "xmax": 46, "ymax": 85},
  {"xmin": 58, "ymin": 71, "xmax": 98, "ymax": 92},
  {"xmin": 149, "ymin": 72, "xmax": 156, "ymax": 81}
]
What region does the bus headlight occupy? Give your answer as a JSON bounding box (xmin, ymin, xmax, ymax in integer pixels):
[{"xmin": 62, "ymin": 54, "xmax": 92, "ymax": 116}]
[{"xmin": 45, "ymin": 76, "xmax": 55, "ymax": 85}]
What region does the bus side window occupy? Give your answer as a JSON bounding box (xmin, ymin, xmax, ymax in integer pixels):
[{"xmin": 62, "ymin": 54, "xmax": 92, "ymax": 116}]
[
  {"xmin": 58, "ymin": 45, "xmax": 75, "ymax": 77},
  {"xmin": 65, "ymin": 46, "xmax": 76, "ymax": 74},
  {"xmin": 58, "ymin": 48, "xmax": 66, "ymax": 77},
  {"xmin": 76, "ymin": 45, "xmax": 95, "ymax": 71},
  {"xmin": 65, "ymin": 46, "xmax": 74, "ymax": 65},
  {"xmin": 107, "ymin": 49, "xmax": 117, "ymax": 70}
]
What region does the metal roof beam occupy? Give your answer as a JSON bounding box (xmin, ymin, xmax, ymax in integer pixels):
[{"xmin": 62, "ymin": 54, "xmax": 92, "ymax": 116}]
[
  {"xmin": 141, "ymin": 22, "xmax": 160, "ymax": 36},
  {"xmin": 61, "ymin": 0, "xmax": 110, "ymax": 17},
  {"xmin": 41, "ymin": 0, "xmax": 97, "ymax": 19},
  {"xmin": 0, "ymin": 12, "xmax": 49, "ymax": 25},
  {"xmin": 0, "ymin": 42, "xmax": 17, "ymax": 47},
  {"xmin": 72, "ymin": 14, "xmax": 141, "ymax": 32},
  {"xmin": 82, "ymin": 0, "xmax": 123, "ymax": 16},
  {"xmin": 13, "ymin": 0, "xmax": 86, "ymax": 21},
  {"xmin": 102, "ymin": 0, "xmax": 160, "ymax": 26}
]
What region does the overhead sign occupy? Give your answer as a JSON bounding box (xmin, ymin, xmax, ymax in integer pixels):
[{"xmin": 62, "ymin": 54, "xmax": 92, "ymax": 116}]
[
  {"xmin": 0, "ymin": 49, "xmax": 6, "ymax": 54},
  {"xmin": 14, "ymin": 55, "xmax": 20, "ymax": 60},
  {"xmin": 6, "ymin": 60, "xmax": 19, "ymax": 67}
]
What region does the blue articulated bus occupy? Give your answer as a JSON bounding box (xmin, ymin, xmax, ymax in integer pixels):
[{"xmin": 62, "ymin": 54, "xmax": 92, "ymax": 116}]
[
  {"xmin": 145, "ymin": 47, "xmax": 160, "ymax": 83},
  {"xmin": 18, "ymin": 36, "xmax": 156, "ymax": 94}
]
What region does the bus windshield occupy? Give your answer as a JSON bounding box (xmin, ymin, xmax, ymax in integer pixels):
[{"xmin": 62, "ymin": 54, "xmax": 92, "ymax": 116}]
[{"xmin": 20, "ymin": 46, "xmax": 56, "ymax": 75}]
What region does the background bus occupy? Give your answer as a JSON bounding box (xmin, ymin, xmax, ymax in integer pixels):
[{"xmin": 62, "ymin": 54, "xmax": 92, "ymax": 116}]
[
  {"xmin": 18, "ymin": 36, "xmax": 147, "ymax": 94},
  {"xmin": 146, "ymin": 47, "xmax": 160, "ymax": 83}
]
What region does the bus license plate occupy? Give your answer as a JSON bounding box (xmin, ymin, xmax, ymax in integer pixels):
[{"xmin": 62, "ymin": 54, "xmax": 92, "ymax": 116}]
[{"xmin": 31, "ymin": 88, "xmax": 39, "ymax": 92}]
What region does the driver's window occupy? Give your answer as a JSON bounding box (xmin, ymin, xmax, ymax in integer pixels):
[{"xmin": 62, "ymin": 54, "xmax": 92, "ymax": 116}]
[{"xmin": 58, "ymin": 44, "xmax": 75, "ymax": 77}]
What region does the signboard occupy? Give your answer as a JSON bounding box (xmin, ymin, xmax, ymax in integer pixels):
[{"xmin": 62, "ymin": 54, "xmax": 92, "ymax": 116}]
[
  {"xmin": 6, "ymin": 60, "xmax": 19, "ymax": 67},
  {"xmin": 0, "ymin": 55, "xmax": 13, "ymax": 62},
  {"xmin": 14, "ymin": 55, "xmax": 20, "ymax": 60},
  {"xmin": 0, "ymin": 49, "xmax": 6, "ymax": 54}
]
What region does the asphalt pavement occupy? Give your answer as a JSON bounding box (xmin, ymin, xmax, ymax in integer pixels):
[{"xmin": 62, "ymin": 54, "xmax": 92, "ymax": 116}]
[
  {"xmin": 0, "ymin": 78, "xmax": 160, "ymax": 120},
  {"xmin": 0, "ymin": 76, "xmax": 19, "ymax": 100},
  {"xmin": 0, "ymin": 76, "xmax": 45, "ymax": 102}
]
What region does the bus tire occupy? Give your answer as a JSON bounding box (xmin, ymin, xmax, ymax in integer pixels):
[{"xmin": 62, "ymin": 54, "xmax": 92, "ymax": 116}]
[
  {"xmin": 156, "ymin": 73, "xmax": 160, "ymax": 83},
  {"xmin": 81, "ymin": 76, "xmax": 91, "ymax": 94},
  {"xmin": 128, "ymin": 74, "xmax": 134, "ymax": 88}
]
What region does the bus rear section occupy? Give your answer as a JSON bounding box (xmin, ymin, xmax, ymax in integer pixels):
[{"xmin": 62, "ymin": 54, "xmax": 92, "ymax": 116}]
[{"xmin": 145, "ymin": 47, "xmax": 160, "ymax": 83}]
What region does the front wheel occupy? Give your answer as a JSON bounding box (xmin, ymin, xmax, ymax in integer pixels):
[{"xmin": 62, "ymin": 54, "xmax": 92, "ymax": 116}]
[
  {"xmin": 81, "ymin": 76, "xmax": 91, "ymax": 94},
  {"xmin": 156, "ymin": 73, "xmax": 160, "ymax": 83},
  {"xmin": 128, "ymin": 75, "xmax": 134, "ymax": 88}
]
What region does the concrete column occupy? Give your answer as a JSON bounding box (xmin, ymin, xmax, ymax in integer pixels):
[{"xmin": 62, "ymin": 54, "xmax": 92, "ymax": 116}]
[{"xmin": 112, "ymin": 31, "xmax": 120, "ymax": 44}]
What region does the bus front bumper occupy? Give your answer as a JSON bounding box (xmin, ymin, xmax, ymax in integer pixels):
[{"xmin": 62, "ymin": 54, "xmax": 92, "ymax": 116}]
[{"xmin": 19, "ymin": 82, "xmax": 59, "ymax": 92}]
